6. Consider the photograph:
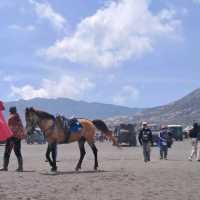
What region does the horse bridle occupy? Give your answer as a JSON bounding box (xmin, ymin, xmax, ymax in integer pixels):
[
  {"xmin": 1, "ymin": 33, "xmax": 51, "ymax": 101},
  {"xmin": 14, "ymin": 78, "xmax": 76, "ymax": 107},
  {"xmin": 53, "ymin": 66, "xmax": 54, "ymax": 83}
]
[
  {"xmin": 26, "ymin": 109, "xmax": 57, "ymax": 135},
  {"xmin": 26, "ymin": 114, "xmax": 39, "ymax": 134}
]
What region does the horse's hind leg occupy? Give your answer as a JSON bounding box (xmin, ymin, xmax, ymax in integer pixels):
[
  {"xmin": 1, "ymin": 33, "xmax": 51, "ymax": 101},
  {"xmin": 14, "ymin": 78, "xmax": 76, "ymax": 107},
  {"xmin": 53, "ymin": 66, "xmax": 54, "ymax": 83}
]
[
  {"xmin": 75, "ymin": 137, "xmax": 86, "ymax": 171},
  {"xmin": 89, "ymin": 143, "xmax": 98, "ymax": 170}
]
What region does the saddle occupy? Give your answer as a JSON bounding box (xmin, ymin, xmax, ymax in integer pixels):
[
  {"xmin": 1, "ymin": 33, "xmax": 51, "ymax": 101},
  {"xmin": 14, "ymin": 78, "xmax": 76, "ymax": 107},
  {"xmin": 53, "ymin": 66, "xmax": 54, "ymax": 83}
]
[{"xmin": 55, "ymin": 115, "xmax": 82, "ymax": 143}]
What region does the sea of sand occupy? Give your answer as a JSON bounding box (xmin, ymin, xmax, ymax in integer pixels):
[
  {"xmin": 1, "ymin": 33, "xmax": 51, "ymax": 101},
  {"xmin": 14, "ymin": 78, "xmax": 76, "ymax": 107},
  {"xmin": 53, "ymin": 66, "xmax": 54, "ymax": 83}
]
[{"xmin": 0, "ymin": 139, "xmax": 199, "ymax": 200}]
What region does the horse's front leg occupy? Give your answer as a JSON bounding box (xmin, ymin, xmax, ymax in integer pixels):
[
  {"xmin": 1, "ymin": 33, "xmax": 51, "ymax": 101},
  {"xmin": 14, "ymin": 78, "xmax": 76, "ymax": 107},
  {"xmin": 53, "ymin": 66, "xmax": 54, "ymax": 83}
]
[
  {"xmin": 51, "ymin": 143, "xmax": 58, "ymax": 172},
  {"xmin": 45, "ymin": 144, "xmax": 54, "ymax": 170}
]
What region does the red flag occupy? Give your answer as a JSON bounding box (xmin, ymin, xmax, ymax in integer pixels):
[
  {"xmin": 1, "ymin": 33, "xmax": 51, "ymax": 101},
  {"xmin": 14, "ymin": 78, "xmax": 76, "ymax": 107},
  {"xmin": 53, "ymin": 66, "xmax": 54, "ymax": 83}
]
[{"xmin": 0, "ymin": 101, "xmax": 13, "ymax": 141}]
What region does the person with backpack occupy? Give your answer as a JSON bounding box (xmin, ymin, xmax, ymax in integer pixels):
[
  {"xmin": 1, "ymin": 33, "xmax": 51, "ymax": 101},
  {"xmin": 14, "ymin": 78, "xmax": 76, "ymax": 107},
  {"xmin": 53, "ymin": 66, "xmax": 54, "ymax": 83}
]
[
  {"xmin": 138, "ymin": 122, "xmax": 153, "ymax": 162},
  {"xmin": 159, "ymin": 126, "xmax": 170, "ymax": 160}
]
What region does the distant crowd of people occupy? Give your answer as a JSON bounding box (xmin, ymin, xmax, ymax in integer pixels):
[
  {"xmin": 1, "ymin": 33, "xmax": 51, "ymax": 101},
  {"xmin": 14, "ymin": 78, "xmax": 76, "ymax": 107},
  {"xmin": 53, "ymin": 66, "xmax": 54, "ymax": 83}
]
[{"xmin": 0, "ymin": 99, "xmax": 200, "ymax": 172}]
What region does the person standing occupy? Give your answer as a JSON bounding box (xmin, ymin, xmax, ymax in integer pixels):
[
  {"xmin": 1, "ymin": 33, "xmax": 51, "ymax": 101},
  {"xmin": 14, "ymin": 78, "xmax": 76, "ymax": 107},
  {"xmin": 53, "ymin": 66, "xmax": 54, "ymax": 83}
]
[
  {"xmin": 138, "ymin": 122, "xmax": 153, "ymax": 162},
  {"xmin": 196, "ymin": 124, "xmax": 200, "ymax": 161},
  {"xmin": 0, "ymin": 107, "xmax": 25, "ymax": 172},
  {"xmin": 188, "ymin": 122, "xmax": 199, "ymax": 161},
  {"xmin": 0, "ymin": 101, "xmax": 13, "ymax": 141},
  {"xmin": 159, "ymin": 126, "xmax": 170, "ymax": 160}
]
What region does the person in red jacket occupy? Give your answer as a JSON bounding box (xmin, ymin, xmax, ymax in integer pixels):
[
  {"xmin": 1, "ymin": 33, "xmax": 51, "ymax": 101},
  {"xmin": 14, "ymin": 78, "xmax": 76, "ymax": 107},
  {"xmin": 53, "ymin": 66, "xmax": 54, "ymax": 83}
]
[
  {"xmin": 0, "ymin": 101, "xmax": 13, "ymax": 141},
  {"xmin": 0, "ymin": 107, "xmax": 25, "ymax": 172}
]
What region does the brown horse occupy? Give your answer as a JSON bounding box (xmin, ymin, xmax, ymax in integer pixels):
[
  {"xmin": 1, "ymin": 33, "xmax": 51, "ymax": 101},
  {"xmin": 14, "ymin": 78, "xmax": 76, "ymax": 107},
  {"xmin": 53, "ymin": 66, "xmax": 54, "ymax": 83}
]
[{"xmin": 25, "ymin": 107, "xmax": 118, "ymax": 172}]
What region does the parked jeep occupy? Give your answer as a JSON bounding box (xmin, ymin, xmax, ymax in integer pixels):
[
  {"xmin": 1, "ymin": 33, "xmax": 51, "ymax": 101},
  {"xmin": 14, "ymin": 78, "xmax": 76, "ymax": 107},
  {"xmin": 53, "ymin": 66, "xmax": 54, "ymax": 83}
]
[
  {"xmin": 114, "ymin": 124, "xmax": 137, "ymax": 146},
  {"xmin": 167, "ymin": 125, "xmax": 183, "ymax": 141},
  {"xmin": 147, "ymin": 124, "xmax": 160, "ymax": 146},
  {"xmin": 26, "ymin": 128, "xmax": 46, "ymax": 144}
]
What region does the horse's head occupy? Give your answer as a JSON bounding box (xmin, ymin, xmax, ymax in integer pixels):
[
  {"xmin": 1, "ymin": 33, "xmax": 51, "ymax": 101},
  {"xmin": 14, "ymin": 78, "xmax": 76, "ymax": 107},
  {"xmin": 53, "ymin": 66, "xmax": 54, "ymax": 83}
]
[
  {"xmin": 25, "ymin": 107, "xmax": 55, "ymax": 135},
  {"xmin": 25, "ymin": 107, "xmax": 39, "ymax": 134}
]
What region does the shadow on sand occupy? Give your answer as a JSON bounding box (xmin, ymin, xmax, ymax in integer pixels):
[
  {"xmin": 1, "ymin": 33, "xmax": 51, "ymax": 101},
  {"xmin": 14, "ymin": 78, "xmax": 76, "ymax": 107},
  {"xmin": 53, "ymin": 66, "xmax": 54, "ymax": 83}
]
[{"xmin": 40, "ymin": 170, "xmax": 110, "ymax": 176}]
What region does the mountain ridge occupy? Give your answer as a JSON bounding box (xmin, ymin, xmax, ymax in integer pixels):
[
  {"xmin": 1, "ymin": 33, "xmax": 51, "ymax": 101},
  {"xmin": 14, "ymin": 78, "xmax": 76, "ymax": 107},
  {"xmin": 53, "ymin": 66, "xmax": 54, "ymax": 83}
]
[
  {"xmin": 128, "ymin": 88, "xmax": 200, "ymax": 126},
  {"xmin": 3, "ymin": 97, "xmax": 142, "ymax": 121},
  {"xmin": 3, "ymin": 88, "xmax": 200, "ymax": 126}
]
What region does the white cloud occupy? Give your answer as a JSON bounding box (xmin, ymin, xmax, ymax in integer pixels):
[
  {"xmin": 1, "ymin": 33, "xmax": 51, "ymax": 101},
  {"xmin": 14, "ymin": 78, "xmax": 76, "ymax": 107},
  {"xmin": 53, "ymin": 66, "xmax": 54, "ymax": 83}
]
[
  {"xmin": 9, "ymin": 24, "xmax": 35, "ymax": 31},
  {"xmin": 29, "ymin": 0, "xmax": 66, "ymax": 30},
  {"xmin": 42, "ymin": 0, "xmax": 181, "ymax": 68},
  {"xmin": 113, "ymin": 85, "xmax": 139, "ymax": 106},
  {"xmin": 10, "ymin": 75, "xmax": 94, "ymax": 100}
]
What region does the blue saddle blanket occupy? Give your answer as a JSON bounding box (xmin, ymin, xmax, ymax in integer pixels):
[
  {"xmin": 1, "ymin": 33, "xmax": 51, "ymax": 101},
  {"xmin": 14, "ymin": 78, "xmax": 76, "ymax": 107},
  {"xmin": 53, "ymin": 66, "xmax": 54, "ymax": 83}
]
[{"xmin": 69, "ymin": 118, "xmax": 82, "ymax": 133}]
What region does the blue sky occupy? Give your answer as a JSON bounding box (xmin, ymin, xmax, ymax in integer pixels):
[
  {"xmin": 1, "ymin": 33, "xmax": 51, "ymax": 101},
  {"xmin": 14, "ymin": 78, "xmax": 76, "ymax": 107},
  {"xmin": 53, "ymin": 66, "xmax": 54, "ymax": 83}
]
[{"xmin": 0, "ymin": 0, "xmax": 199, "ymax": 108}]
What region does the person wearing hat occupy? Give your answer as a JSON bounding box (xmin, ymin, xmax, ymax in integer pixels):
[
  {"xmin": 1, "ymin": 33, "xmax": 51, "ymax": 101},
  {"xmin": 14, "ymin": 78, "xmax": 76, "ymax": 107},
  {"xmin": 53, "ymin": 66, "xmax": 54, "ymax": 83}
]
[
  {"xmin": 0, "ymin": 107, "xmax": 25, "ymax": 172},
  {"xmin": 138, "ymin": 122, "xmax": 153, "ymax": 162},
  {"xmin": 159, "ymin": 126, "xmax": 170, "ymax": 160}
]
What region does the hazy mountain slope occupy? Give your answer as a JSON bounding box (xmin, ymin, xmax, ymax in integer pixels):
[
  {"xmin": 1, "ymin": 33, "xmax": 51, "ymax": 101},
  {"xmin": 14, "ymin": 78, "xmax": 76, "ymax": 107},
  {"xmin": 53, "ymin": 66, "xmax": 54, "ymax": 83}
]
[
  {"xmin": 131, "ymin": 88, "xmax": 200, "ymax": 126},
  {"xmin": 106, "ymin": 88, "xmax": 200, "ymax": 127},
  {"xmin": 3, "ymin": 98, "xmax": 142, "ymax": 121}
]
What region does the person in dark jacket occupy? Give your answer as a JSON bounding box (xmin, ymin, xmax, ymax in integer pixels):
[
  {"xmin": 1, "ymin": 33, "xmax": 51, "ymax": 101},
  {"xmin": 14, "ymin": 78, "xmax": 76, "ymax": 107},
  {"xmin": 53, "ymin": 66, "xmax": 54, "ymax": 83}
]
[
  {"xmin": 0, "ymin": 107, "xmax": 25, "ymax": 172},
  {"xmin": 138, "ymin": 122, "xmax": 153, "ymax": 162},
  {"xmin": 188, "ymin": 122, "xmax": 199, "ymax": 161}
]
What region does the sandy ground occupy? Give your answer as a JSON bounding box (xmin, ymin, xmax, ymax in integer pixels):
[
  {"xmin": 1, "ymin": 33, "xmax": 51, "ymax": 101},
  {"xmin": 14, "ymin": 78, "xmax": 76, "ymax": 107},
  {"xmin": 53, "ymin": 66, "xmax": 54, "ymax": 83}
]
[{"xmin": 0, "ymin": 140, "xmax": 200, "ymax": 200}]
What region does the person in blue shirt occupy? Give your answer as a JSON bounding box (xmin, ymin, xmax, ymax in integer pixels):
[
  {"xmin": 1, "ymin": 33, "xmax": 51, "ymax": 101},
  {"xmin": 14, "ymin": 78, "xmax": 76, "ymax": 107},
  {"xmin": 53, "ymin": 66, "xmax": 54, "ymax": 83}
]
[{"xmin": 159, "ymin": 126, "xmax": 170, "ymax": 160}]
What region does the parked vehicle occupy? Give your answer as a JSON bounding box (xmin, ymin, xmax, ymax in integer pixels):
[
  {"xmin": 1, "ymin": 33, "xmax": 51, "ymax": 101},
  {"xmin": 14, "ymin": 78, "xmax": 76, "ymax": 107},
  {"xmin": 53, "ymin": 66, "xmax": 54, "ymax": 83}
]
[
  {"xmin": 114, "ymin": 124, "xmax": 137, "ymax": 146},
  {"xmin": 148, "ymin": 124, "xmax": 160, "ymax": 146},
  {"xmin": 183, "ymin": 126, "xmax": 193, "ymax": 138},
  {"xmin": 167, "ymin": 125, "xmax": 183, "ymax": 141},
  {"xmin": 26, "ymin": 128, "xmax": 46, "ymax": 144}
]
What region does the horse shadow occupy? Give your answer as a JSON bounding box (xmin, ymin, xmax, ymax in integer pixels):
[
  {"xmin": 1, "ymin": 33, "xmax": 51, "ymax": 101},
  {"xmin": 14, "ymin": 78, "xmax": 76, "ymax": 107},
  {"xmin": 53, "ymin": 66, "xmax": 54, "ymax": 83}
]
[
  {"xmin": 14, "ymin": 170, "xmax": 36, "ymax": 173},
  {"xmin": 40, "ymin": 170, "xmax": 110, "ymax": 176}
]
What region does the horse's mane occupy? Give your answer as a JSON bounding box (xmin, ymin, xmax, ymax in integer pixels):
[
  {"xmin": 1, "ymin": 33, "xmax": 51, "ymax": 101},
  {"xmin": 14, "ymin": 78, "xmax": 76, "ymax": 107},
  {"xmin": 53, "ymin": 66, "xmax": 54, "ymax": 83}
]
[{"xmin": 34, "ymin": 109, "xmax": 55, "ymax": 120}]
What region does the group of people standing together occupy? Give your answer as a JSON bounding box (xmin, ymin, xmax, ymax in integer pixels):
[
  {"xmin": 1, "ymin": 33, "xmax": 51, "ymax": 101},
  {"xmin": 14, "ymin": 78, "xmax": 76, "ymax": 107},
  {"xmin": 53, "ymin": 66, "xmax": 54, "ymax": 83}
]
[
  {"xmin": 138, "ymin": 121, "xmax": 200, "ymax": 163},
  {"xmin": 138, "ymin": 122, "xmax": 172, "ymax": 162},
  {"xmin": 0, "ymin": 101, "xmax": 25, "ymax": 172}
]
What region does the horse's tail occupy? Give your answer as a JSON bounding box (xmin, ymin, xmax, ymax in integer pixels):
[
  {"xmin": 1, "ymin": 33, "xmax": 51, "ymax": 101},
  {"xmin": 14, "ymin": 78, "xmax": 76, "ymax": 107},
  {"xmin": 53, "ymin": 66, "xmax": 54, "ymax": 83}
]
[{"xmin": 92, "ymin": 119, "xmax": 119, "ymax": 147}]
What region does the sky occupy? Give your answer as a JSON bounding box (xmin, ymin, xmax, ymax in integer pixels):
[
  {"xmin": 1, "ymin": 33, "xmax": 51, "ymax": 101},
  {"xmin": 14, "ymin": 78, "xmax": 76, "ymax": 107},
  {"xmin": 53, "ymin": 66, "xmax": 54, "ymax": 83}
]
[{"xmin": 0, "ymin": 0, "xmax": 199, "ymax": 108}]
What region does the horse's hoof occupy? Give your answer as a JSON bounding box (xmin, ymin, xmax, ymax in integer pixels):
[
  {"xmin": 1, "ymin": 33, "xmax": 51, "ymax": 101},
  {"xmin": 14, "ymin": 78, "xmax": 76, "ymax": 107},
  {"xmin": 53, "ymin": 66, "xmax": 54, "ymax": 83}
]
[
  {"xmin": 48, "ymin": 171, "xmax": 57, "ymax": 175},
  {"xmin": 94, "ymin": 166, "xmax": 98, "ymax": 171},
  {"xmin": 75, "ymin": 166, "xmax": 81, "ymax": 171},
  {"xmin": 51, "ymin": 167, "xmax": 57, "ymax": 172}
]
